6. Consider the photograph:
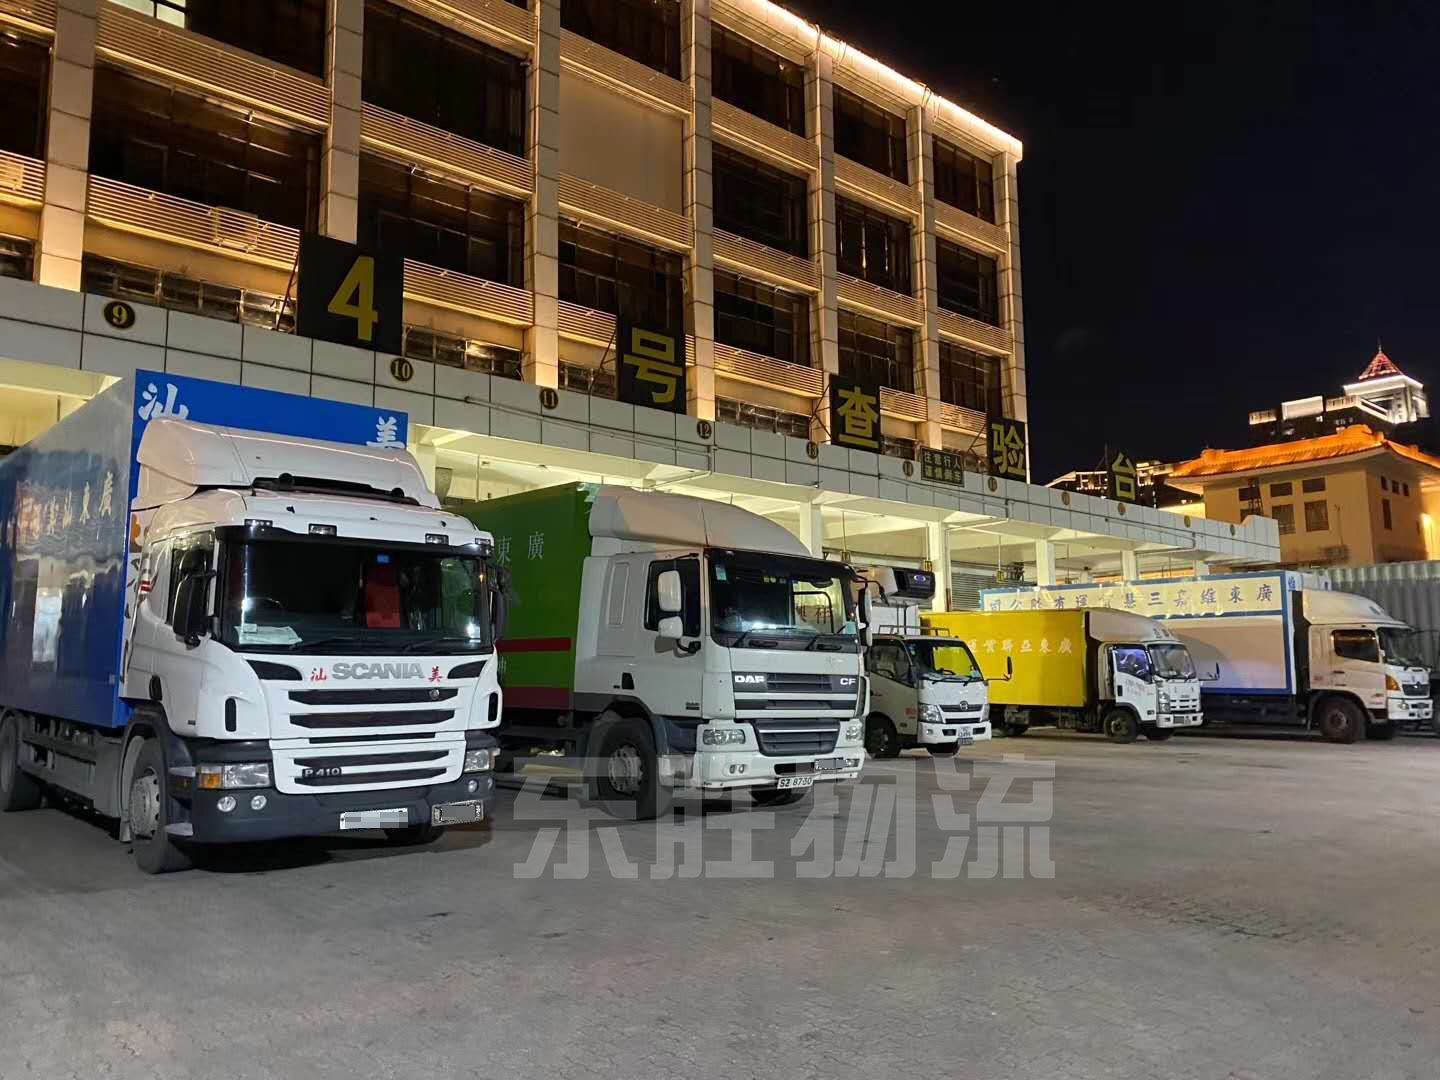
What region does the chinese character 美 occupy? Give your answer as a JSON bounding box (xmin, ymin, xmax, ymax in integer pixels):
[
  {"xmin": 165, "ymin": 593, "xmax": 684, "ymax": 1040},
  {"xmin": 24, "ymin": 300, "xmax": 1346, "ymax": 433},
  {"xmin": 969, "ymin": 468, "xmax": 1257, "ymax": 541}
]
[
  {"xmin": 623, "ymin": 329, "xmax": 683, "ymax": 405},
  {"xmin": 527, "ymin": 531, "xmax": 545, "ymax": 560},
  {"xmin": 368, "ymin": 415, "xmax": 403, "ymax": 449},
  {"xmin": 836, "ymin": 385, "xmax": 880, "ymax": 448},
  {"xmin": 1257, "ymin": 583, "xmax": 1274, "ymax": 603},
  {"xmin": 138, "ymin": 381, "xmax": 189, "ymax": 422}
]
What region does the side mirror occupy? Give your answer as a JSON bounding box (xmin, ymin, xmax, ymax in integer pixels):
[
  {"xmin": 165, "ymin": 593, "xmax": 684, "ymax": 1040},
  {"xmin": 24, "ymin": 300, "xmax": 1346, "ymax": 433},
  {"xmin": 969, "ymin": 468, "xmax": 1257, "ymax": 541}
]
[
  {"xmin": 658, "ymin": 615, "xmax": 684, "ymax": 640},
  {"xmin": 173, "ymin": 572, "xmax": 213, "ymax": 648},
  {"xmin": 988, "ymin": 655, "xmax": 1014, "ymax": 684},
  {"xmin": 858, "ymin": 586, "xmax": 873, "ymax": 647},
  {"xmin": 656, "ymin": 569, "xmax": 683, "ymax": 615},
  {"xmin": 490, "ymin": 575, "xmax": 510, "ymax": 643},
  {"xmin": 1202, "ymin": 664, "xmax": 1220, "ymax": 682}
]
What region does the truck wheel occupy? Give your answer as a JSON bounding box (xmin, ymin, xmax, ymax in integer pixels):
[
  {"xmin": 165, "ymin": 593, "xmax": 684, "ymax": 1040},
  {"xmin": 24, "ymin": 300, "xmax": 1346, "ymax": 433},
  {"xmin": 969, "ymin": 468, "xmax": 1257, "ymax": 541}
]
[
  {"xmin": 1316, "ymin": 698, "xmax": 1364, "ymax": 744},
  {"xmin": 383, "ymin": 823, "xmax": 445, "ymax": 845},
  {"xmin": 594, "ymin": 717, "xmax": 671, "ymax": 821},
  {"xmin": 128, "ymin": 739, "xmax": 193, "ymax": 875},
  {"xmin": 1147, "ymin": 728, "xmax": 1174, "ymax": 742},
  {"xmin": 926, "ymin": 743, "xmax": 960, "ymax": 756},
  {"xmin": 1103, "ymin": 708, "xmax": 1139, "ymax": 744},
  {"xmin": 1364, "ymin": 721, "xmax": 1398, "ymax": 741},
  {"xmin": 751, "ymin": 787, "xmax": 810, "ymax": 807},
  {"xmin": 864, "ymin": 716, "xmax": 900, "ymax": 759},
  {"xmin": 0, "ymin": 711, "xmax": 42, "ymax": 813}
]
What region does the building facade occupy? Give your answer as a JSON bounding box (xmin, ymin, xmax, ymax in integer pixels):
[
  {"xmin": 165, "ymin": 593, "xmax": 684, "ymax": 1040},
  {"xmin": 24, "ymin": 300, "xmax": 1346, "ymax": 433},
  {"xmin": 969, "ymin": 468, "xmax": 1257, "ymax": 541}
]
[
  {"xmin": 0, "ymin": 0, "xmax": 1279, "ymax": 602},
  {"xmin": 1247, "ymin": 348, "xmax": 1430, "ymax": 445}
]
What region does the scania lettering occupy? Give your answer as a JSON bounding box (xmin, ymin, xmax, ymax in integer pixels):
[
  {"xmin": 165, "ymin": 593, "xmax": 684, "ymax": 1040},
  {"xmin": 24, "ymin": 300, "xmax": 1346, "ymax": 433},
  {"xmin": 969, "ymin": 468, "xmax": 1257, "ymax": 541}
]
[
  {"xmin": 0, "ymin": 372, "xmax": 507, "ymax": 872},
  {"xmin": 462, "ymin": 483, "xmax": 868, "ymax": 817}
]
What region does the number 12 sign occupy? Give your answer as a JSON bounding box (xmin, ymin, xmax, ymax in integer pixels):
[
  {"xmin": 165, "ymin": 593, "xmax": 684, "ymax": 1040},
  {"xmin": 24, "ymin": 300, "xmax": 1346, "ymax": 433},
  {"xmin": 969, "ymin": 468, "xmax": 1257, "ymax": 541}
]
[{"xmin": 296, "ymin": 234, "xmax": 404, "ymax": 354}]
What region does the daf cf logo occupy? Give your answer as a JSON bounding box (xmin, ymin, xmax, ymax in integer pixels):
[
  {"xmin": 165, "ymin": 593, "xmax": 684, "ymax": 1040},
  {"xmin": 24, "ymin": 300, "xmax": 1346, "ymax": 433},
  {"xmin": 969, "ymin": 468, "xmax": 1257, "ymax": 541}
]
[
  {"xmin": 839, "ymin": 677, "xmax": 857, "ymax": 686},
  {"xmin": 332, "ymin": 662, "xmax": 426, "ymax": 680},
  {"xmin": 734, "ymin": 674, "xmax": 766, "ymax": 685}
]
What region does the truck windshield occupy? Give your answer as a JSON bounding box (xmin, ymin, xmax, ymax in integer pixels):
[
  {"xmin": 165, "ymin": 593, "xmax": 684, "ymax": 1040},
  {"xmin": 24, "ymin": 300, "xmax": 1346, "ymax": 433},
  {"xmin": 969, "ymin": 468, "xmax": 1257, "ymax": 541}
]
[
  {"xmin": 907, "ymin": 639, "xmax": 982, "ymax": 680},
  {"xmin": 708, "ymin": 551, "xmax": 857, "ymax": 649},
  {"xmin": 219, "ymin": 539, "xmax": 494, "ymax": 654},
  {"xmin": 1379, "ymin": 627, "xmax": 1427, "ymax": 668},
  {"xmin": 1149, "ymin": 643, "xmax": 1196, "ymax": 680}
]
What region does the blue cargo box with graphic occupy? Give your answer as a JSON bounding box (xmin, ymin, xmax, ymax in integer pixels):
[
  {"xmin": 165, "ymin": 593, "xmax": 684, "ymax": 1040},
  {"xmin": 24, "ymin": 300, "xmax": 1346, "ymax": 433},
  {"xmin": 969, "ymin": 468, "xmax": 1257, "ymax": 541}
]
[{"xmin": 0, "ymin": 370, "xmax": 407, "ymax": 730}]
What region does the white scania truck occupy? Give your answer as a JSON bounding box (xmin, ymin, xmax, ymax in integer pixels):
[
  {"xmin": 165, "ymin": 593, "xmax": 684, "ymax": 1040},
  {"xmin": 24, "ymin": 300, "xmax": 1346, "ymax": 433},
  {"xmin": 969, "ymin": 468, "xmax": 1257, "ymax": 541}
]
[
  {"xmin": 857, "ymin": 566, "xmax": 997, "ymax": 757},
  {"xmin": 463, "ymin": 483, "xmax": 868, "ymax": 816},
  {"xmin": 0, "ymin": 372, "xmax": 506, "ymax": 872}
]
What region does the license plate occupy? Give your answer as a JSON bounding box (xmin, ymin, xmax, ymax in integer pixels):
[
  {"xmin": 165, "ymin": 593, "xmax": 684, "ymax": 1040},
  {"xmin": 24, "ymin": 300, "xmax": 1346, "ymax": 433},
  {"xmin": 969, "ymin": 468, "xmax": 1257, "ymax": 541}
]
[
  {"xmin": 814, "ymin": 757, "xmax": 844, "ymax": 771},
  {"xmin": 339, "ymin": 808, "xmax": 408, "ymax": 830},
  {"xmin": 432, "ymin": 800, "xmax": 484, "ymax": 826},
  {"xmin": 776, "ymin": 775, "xmax": 815, "ymax": 789},
  {"xmin": 959, "ymin": 735, "xmax": 975, "ymax": 747}
]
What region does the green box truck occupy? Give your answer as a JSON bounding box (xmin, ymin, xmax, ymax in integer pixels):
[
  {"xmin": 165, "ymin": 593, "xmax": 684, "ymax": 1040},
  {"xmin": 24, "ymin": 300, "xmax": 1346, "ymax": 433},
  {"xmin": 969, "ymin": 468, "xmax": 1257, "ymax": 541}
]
[{"xmin": 462, "ymin": 483, "xmax": 868, "ymax": 817}]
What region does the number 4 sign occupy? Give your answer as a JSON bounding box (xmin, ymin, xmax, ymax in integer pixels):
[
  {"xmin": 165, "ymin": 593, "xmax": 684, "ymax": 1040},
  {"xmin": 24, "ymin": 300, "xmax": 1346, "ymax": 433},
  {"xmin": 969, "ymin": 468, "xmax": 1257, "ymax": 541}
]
[{"xmin": 295, "ymin": 234, "xmax": 404, "ymax": 354}]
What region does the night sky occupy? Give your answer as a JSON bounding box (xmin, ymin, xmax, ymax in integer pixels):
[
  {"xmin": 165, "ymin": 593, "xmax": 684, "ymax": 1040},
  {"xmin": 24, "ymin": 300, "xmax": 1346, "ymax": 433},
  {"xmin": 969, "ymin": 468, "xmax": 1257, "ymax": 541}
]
[{"xmin": 787, "ymin": 0, "xmax": 1440, "ymax": 481}]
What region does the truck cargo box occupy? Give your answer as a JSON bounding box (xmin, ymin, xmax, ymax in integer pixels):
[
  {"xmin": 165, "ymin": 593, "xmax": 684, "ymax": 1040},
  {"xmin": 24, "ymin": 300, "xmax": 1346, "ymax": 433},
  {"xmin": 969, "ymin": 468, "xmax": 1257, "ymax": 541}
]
[{"xmin": 924, "ymin": 610, "xmax": 1090, "ymax": 708}]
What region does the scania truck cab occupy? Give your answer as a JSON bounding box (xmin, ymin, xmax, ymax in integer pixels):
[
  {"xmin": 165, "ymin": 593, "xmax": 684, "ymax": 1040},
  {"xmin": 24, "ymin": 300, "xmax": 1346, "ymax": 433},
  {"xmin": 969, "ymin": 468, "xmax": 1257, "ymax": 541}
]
[{"xmin": 858, "ymin": 567, "xmax": 996, "ymax": 757}]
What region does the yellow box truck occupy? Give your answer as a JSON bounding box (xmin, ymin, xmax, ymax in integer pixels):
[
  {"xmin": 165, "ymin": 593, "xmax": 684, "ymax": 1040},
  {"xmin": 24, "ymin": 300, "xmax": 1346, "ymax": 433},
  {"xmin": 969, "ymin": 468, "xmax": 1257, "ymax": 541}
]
[{"xmin": 922, "ymin": 609, "xmax": 1204, "ymax": 742}]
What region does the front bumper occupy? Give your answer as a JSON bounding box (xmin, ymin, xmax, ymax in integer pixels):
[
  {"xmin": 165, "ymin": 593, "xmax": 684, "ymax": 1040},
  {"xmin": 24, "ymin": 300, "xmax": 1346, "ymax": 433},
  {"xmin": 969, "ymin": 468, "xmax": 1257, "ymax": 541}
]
[
  {"xmin": 681, "ymin": 747, "xmax": 865, "ymax": 790},
  {"xmin": 918, "ymin": 720, "xmax": 991, "ymax": 745},
  {"xmin": 1387, "ymin": 695, "xmax": 1434, "ymax": 722},
  {"xmin": 1155, "ymin": 711, "xmax": 1204, "ymax": 729}
]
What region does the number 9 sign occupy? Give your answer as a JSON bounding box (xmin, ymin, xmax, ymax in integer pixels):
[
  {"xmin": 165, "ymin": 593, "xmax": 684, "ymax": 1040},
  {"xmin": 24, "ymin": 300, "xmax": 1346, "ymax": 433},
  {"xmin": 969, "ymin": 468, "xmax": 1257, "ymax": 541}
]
[{"xmin": 295, "ymin": 234, "xmax": 404, "ymax": 354}]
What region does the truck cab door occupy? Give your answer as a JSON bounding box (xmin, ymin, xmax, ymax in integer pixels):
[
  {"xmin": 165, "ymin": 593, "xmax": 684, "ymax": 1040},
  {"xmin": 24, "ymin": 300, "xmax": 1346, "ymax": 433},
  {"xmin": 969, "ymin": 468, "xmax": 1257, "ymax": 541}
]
[
  {"xmin": 865, "ymin": 640, "xmax": 915, "ymax": 734},
  {"xmin": 1108, "ymin": 645, "xmax": 1156, "ymax": 718},
  {"xmin": 631, "ymin": 556, "xmax": 703, "ymax": 720},
  {"xmin": 147, "ymin": 530, "xmax": 216, "ymax": 729},
  {"xmin": 1328, "ymin": 627, "xmax": 1385, "ymax": 710}
]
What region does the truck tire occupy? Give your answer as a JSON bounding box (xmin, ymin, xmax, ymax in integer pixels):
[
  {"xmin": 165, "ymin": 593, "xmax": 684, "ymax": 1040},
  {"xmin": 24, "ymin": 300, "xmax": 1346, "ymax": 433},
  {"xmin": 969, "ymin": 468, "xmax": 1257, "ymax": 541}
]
[
  {"xmin": 594, "ymin": 716, "xmax": 671, "ymax": 821},
  {"xmin": 1147, "ymin": 727, "xmax": 1174, "ymax": 742},
  {"xmin": 127, "ymin": 739, "xmax": 193, "ymax": 875},
  {"xmin": 1316, "ymin": 697, "xmax": 1364, "ymax": 744},
  {"xmin": 751, "ymin": 787, "xmax": 811, "ymax": 807},
  {"xmin": 383, "ymin": 823, "xmax": 445, "ymax": 845},
  {"xmin": 926, "ymin": 743, "xmax": 960, "ymax": 756},
  {"xmin": 0, "ymin": 711, "xmax": 42, "ymax": 812},
  {"xmin": 1103, "ymin": 708, "xmax": 1139, "ymax": 744},
  {"xmin": 864, "ymin": 715, "xmax": 900, "ymax": 759},
  {"xmin": 1364, "ymin": 721, "xmax": 1398, "ymax": 741}
]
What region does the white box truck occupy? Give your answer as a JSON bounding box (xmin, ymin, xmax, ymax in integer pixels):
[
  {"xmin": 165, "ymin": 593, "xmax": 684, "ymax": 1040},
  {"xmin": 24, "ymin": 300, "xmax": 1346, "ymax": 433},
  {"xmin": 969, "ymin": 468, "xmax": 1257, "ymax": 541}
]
[
  {"xmin": 462, "ymin": 483, "xmax": 868, "ymax": 816},
  {"xmin": 0, "ymin": 371, "xmax": 506, "ymax": 872},
  {"xmin": 857, "ymin": 566, "xmax": 997, "ymax": 757},
  {"xmin": 982, "ymin": 573, "xmax": 1432, "ymax": 743}
]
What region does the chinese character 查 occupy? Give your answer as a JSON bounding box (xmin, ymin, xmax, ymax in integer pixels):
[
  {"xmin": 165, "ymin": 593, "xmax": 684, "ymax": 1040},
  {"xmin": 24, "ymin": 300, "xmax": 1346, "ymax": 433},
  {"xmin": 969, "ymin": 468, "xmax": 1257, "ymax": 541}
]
[
  {"xmin": 368, "ymin": 415, "xmax": 403, "ymax": 449},
  {"xmin": 623, "ymin": 328, "xmax": 683, "ymax": 406},
  {"xmin": 137, "ymin": 381, "xmax": 190, "ymax": 422},
  {"xmin": 527, "ymin": 531, "xmax": 545, "ymax": 560},
  {"xmin": 836, "ymin": 385, "xmax": 880, "ymax": 449}
]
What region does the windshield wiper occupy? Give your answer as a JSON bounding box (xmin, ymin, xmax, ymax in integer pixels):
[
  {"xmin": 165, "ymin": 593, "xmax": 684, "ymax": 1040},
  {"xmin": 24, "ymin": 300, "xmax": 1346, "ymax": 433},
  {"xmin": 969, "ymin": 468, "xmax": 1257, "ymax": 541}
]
[
  {"xmin": 289, "ymin": 635, "xmax": 368, "ymax": 653},
  {"xmin": 399, "ymin": 636, "xmax": 487, "ymax": 653},
  {"xmin": 730, "ymin": 629, "xmax": 782, "ymax": 649}
]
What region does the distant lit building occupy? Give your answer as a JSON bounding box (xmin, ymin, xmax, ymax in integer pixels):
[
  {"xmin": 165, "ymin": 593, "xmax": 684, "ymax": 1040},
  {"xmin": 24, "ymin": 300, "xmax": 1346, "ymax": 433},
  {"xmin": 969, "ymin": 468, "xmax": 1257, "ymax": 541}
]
[
  {"xmin": 1248, "ymin": 348, "xmax": 1430, "ymax": 445},
  {"xmin": 1048, "ymin": 460, "xmax": 1197, "ymax": 510}
]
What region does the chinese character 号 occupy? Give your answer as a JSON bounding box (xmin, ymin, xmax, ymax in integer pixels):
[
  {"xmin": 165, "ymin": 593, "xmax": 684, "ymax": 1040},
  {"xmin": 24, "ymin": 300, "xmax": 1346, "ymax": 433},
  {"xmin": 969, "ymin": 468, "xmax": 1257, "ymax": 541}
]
[{"xmin": 623, "ymin": 328, "xmax": 683, "ymax": 406}]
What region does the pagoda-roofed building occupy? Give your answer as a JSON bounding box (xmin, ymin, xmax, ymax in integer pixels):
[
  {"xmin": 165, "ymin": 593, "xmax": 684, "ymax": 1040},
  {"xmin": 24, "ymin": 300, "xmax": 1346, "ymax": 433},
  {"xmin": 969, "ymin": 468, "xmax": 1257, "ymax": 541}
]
[{"xmin": 1248, "ymin": 347, "xmax": 1429, "ymax": 445}]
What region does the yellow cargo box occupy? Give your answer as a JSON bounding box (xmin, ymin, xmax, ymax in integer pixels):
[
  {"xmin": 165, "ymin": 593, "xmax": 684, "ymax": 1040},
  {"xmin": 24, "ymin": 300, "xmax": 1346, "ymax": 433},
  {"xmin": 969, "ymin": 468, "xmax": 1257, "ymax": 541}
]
[{"xmin": 923, "ymin": 610, "xmax": 1089, "ymax": 709}]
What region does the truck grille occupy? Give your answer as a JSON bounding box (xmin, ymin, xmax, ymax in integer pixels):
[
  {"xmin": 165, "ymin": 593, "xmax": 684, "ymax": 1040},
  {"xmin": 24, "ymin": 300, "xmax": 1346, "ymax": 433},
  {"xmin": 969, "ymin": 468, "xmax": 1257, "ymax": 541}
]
[
  {"xmin": 272, "ymin": 740, "xmax": 463, "ymax": 795},
  {"xmin": 733, "ymin": 672, "xmax": 860, "ymax": 717},
  {"xmin": 289, "ymin": 709, "xmax": 455, "ymax": 730},
  {"xmin": 289, "ymin": 688, "xmax": 458, "ymax": 705},
  {"xmin": 753, "ymin": 720, "xmax": 840, "ymax": 757},
  {"xmin": 1404, "ymin": 682, "xmax": 1429, "ymax": 697},
  {"xmin": 940, "ymin": 703, "xmax": 983, "ymax": 714}
]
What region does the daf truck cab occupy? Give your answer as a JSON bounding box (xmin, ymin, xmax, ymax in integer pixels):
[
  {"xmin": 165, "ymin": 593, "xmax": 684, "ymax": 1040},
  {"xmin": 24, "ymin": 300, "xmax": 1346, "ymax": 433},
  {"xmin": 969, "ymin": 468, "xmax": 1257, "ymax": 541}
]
[{"xmin": 858, "ymin": 567, "xmax": 998, "ymax": 757}]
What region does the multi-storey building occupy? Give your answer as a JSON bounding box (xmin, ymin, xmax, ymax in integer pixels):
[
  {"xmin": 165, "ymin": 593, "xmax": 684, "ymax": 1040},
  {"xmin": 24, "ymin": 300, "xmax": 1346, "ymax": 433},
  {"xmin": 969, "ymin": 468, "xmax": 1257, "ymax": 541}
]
[{"xmin": 0, "ymin": 0, "xmax": 1277, "ymax": 601}]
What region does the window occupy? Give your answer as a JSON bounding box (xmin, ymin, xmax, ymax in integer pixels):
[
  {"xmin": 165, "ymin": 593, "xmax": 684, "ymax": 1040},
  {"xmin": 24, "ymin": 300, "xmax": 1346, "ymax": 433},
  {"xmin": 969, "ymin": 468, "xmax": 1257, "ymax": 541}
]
[
  {"xmin": 716, "ymin": 397, "xmax": 810, "ymax": 441},
  {"xmin": 714, "ymin": 269, "xmax": 810, "ymax": 367},
  {"xmin": 866, "ymin": 641, "xmax": 911, "ymax": 682},
  {"xmin": 1403, "ymin": 482, "xmax": 1411, "ymax": 497},
  {"xmin": 1383, "ymin": 498, "xmax": 1393, "ymax": 530},
  {"xmin": 559, "ymin": 219, "xmax": 685, "ymax": 330},
  {"xmin": 836, "ymin": 196, "xmax": 912, "ymax": 295},
  {"xmin": 1381, "ymin": 476, "xmax": 1389, "ymax": 491},
  {"xmin": 84, "ymin": 255, "xmax": 296, "ymax": 330},
  {"xmin": 561, "ymin": 0, "xmax": 680, "ymax": 79},
  {"xmin": 0, "ymin": 236, "xmax": 34, "ymax": 282},
  {"xmin": 833, "ymin": 86, "xmax": 907, "ymax": 183},
  {"xmin": 167, "ymin": 532, "xmax": 214, "ymax": 625},
  {"xmin": 712, "ymin": 145, "xmax": 808, "ymax": 257},
  {"xmin": 880, "ymin": 435, "xmax": 917, "ymax": 461},
  {"xmin": 932, "ymin": 136, "xmax": 995, "ymax": 223},
  {"xmin": 936, "ymin": 237, "xmax": 999, "ymax": 325},
  {"xmin": 644, "ymin": 557, "xmax": 701, "ymax": 636},
  {"xmin": 0, "ymin": 32, "xmax": 48, "ymax": 159},
  {"xmin": 1332, "ymin": 629, "xmax": 1380, "ymax": 664},
  {"xmin": 938, "ymin": 341, "xmax": 1003, "ymax": 415},
  {"xmin": 358, "ymin": 154, "xmax": 525, "ymax": 285},
  {"xmin": 364, "ymin": 1, "xmax": 526, "ymax": 156},
  {"xmin": 112, "ymin": 0, "xmax": 327, "ymax": 77},
  {"xmin": 90, "ymin": 66, "xmax": 321, "ymax": 231},
  {"xmin": 560, "ymin": 361, "xmax": 617, "ymax": 398},
  {"xmin": 1111, "ymin": 646, "xmax": 1153, "ymax": 681},
  {"xmin": 1269, "ymin": 482, "xmax": 1293, "ymax": 498},
  {"xmin": 606, "ymin": 564, "xmax": 630, "ymax": 627},
  {"xmin": 1302, "ymin": 477, "xmax": 1326, "ymax": 493},
  {"xmin": 711, "ymin": 24, "xmax": 805, "ymax": 136},
  {"xmin": 403, "ymin": 327, "xmax": 522, "ymax": 378},
  {"xmin": 1272, "ymin": 503, "xmax": 1296, "ymax": 536},
  {"xmin": 1304, "ymin": 499, "xmax": 1329, "ymax": 532},
  {"xmin": 838, "ymin": 309, "xmax": 914, "ymax": 393}
]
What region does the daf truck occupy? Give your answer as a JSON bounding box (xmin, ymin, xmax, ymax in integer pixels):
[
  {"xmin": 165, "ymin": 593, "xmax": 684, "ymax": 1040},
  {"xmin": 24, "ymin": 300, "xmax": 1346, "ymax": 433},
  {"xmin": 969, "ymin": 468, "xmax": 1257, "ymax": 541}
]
[
  {"xmin": 981, "ymin": 573, "xmax": 1432, "ymax": 742},
  {"xmin": 462, "ymin": 483, "xmax": 868, "ymax": 817},
  {"xmin": 858, "ymin": 566, "xmax": 998, "ymax": 757},
  {"xmin": 926, "ymin": 608, "xmax": 1204, "ymax": 742},
  {"xmin": 0, "ymin": 371, "xmax": 506, "ymax": 873}
]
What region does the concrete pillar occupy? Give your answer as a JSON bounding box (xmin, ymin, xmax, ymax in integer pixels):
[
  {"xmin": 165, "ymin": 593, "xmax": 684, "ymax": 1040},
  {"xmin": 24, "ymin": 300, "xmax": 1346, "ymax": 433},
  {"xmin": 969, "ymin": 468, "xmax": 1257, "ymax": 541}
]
[
  {"xmin": 36, "ymin": 0, "xmax": 99, "ymax": 290},
  {"xmin": 319, "ymin": 0, "xmax": 364, "ymax": 243},
  {"xmin": 913, "ymin": 105, "xmax": 942, "ymax": 450},
  {"xmin": 524, "ymin": 0, "xmax": 562, "ymax": 389},
  {"xmin": 794, "ymin": 502, "xmax": 825, "ymax": 557},
  {"xmin": 1121, "ymin": 549, "xmax": 1140, "ymax": 582},
  {"xmin": 995, "ymin": 150, "xmax": 1026, "ymax": 430},
  {"xmin": 926, "ymin": 521, "xmax": 951, "ymax": 611},
  {"xmin": 682, "ymin": 0, "xmax": 716, "ymax": 421},
  {"xmin": 807, "ymin": 50, "xmax": 839, "ymax": 443},
  {"xmin": 1034, "ymin": 539, "xmax": 1056, "ymax": 587},
  {"xmin": 411, "ymin": 442, "xmax": 438, "ymax": 490}
]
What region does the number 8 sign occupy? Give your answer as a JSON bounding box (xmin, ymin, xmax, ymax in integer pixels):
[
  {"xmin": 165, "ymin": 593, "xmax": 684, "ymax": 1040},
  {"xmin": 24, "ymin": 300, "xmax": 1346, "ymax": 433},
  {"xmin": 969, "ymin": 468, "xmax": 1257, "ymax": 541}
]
[{"xmin": 295, "ymin": 234, "xmax": 404, "ymax": 354}]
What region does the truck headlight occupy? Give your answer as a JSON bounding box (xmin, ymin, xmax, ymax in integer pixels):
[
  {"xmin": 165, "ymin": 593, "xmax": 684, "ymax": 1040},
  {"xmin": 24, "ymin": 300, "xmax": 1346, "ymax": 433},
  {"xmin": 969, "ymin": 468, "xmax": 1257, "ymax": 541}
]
[
  {"xmin": 464, "ymin": 748, "xmax": 495, "ymax": 773},
  {"xmin": 1385, "ymin": 674, "xmax": 1401, "ymax": 692},
  {"xmin": 845, "ymin": 722, "xmax": 863, "ymax": 741},
  {"xmin": 197, "ymin": 763, "xmax": 271, "ymax": 790},
  {"xmin": 918, "ymin": 703, "xmax": 943, "ymax": 724},
  {"xmin": 702, "ymin": 727, "xmax": 748, "ymax": 746}
]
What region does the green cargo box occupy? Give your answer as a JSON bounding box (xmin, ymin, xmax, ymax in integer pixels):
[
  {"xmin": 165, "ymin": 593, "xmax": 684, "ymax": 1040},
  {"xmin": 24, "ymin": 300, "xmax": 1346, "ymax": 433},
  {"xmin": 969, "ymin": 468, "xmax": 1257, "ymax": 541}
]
[{"xmin": 460, "ymin": 483, "xmax": 595, "ymax": 709}]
